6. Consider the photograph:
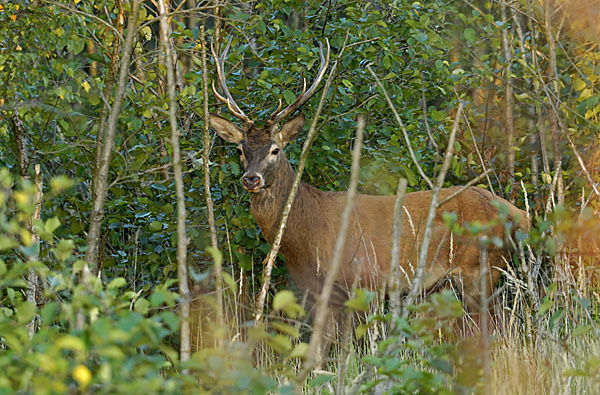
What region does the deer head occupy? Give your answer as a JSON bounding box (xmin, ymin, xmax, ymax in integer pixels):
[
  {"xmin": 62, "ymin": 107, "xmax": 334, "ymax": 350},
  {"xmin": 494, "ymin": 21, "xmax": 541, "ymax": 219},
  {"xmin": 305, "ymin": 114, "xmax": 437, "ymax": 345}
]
[{"xmin": 209, "ymin": 38, "xmax": 330, "ymax": 193}]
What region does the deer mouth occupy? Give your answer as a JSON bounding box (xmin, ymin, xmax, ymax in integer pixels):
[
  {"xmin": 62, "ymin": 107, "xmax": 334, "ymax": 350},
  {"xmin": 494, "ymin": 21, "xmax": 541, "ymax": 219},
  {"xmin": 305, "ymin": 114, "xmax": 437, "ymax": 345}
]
[{"xmin": 242, "ymin": 180, "xmax": 264, "ymax": 193}]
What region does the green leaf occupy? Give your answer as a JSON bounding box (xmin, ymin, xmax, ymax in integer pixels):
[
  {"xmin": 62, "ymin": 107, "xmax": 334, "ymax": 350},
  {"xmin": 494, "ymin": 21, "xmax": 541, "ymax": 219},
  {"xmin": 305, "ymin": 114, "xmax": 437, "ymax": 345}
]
[
  {"xmin": 134, "ymin": 297, "xmax": 150, "ymax": 315},
  {"xmin": 206, "ymin": 246, "xmax": 223, "ymax": 268},
  {"xmin": 16, "ymin": 301, "xmax": 36, "ymax": 323},
  {"xmin": 289, "ymin": 342, "xmax": 308, "ymax": 359},
  {"xmin": 0, "ymin": 235, "xmax": 18, "ymax": 251},
  {"xmin": 107, "ymin": 277, "xmax": 127, "ymax": 289},
  {"xmin": 50, "ymin": 176, "xmax": 74, "ymax": 193},
  {"xmin": 464, "ymin": 28, "xmax": 476, "ymax": 43},
  {"xmin": 40, "ymin": 302, "xmax": 59, "ymax": 325},
  {"xmin": 537, "ymin": 296, "xmax": 553, "ymax": 316},
  {"xmin": 273, "ymin": 290, "xmax": 296, "ymax": 312},
  {"xmin": 149, "ymin": 221, "xmax": 163, "ymax": 232},
  {"xmin": 44, "ymin": 217, "xmax": 61, "ymax": 235},
  {"xmin": 572, "ymin": 324, "xmax": 592, "ymax": 338},
  {"xmin": 55, "ymin": 335, "xmax": 86, "ymax": 352},
  {"xmin": 52, "ymin": 239, "xmax": 74, "ymax": 261},
  {"xmin": 344, "ymin": 288, "xmax": 375, "ymax": 312},
  {"xmin": 273, "ymin": 290, "xmax": 305, "ymax": 319},
  {"xmin": 283, "ymin": 90, "xmax": 295, "ymax": 105},
  {"xmin": 431, "ymin": 109, "xmax": 446, "ymax": 121},
  {"xmin": 271, "ymin": 322, "xmax": 300, "ymax": 338}
]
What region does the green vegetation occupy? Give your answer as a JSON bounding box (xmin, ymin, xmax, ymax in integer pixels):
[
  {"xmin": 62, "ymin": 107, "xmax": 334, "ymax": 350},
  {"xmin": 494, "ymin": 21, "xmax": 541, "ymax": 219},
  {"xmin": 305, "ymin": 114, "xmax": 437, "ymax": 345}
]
[{"xmin": 1, "ymin": 0, "xmax": 599, "ymax": 393}]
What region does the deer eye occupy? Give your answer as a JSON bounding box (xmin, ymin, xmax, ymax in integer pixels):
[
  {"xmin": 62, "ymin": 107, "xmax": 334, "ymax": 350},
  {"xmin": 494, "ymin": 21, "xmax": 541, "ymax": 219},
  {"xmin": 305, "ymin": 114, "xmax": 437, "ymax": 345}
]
[{"xmin": 271, "ymin": 147, "xmax": 280, "ymax": 156}]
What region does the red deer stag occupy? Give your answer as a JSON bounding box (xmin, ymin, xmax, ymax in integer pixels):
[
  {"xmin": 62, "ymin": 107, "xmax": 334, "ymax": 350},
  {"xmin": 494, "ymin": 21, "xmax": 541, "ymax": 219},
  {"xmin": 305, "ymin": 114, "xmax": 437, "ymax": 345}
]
[{"xmin": 209, "ymin": 39, "xmax": 528, "ymax": 327}]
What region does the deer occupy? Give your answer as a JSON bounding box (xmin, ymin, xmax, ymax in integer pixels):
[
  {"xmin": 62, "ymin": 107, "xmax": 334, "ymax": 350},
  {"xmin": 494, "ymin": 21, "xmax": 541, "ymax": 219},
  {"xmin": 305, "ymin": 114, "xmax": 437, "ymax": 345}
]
[{"xmin": 208, "ymin": 39, "xmax": 529, "ymax": 337}]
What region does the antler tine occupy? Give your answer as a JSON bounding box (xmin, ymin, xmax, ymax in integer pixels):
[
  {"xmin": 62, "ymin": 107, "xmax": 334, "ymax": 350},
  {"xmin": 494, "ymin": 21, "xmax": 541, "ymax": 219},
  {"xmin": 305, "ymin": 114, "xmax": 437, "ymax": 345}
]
[
  {"xmin": 271, "ymin": 39, "xmax": 330, "ymax": 124},
  {"xmin": 268, "ymin": 98, "xmax": 283, "ymax": 120},
  {"xmin": 211, "ymin": 37, "xmax": 252, "ymax": 125}
]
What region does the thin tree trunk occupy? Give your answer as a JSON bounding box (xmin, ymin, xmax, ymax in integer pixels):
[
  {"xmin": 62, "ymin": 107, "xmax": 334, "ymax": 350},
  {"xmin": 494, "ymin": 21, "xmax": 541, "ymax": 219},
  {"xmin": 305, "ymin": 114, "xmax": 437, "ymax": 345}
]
[
  {"xmin": 298, "ymin": 116, "xmax": 365, "ymax": 383},
  {"xmin": 11, "ymin": 111, "xmax": 42, "ymax": 338},
  {"xmin": 402, "ymin": 103, "xmax": 464, "ymax": 315},
  {"xmin": 543, "ymin": 0, "xmax": 564, "ymax": 206},
  {"xmin": 388, "ymin": 178, "xmax": 408, "ymax": 325},
  {"xmin": 200, "ymin": 25, "xmax": 223, "ymax": 343},
  {"xmin": 84, "ymin": 0, "xmax": 142, "ymax": 279},
  {"xmin": 158, "ymin": 0, "xmax": 191, "ymax": 363},
  {"xmin": 94, "ymin": 0, "xmax": 125, "ymax": 184},
  {"xmin": 500, "ymin": 0, "xmax": 515, "ymax": 196},
  {"xmin": 512, "ymin": 4, "xmax": 540, "ymax": 195},
  {"xmin": 479, "ymin": 246, "xmax": 490, "ymax": 391}
]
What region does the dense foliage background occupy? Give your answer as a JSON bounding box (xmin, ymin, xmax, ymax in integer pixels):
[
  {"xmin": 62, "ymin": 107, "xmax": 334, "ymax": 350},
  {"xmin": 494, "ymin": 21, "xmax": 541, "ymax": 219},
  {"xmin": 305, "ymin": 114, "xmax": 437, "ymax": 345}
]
[{"xmin": 1, "ymin": 0, "xmax": 599, "ymax": 393}]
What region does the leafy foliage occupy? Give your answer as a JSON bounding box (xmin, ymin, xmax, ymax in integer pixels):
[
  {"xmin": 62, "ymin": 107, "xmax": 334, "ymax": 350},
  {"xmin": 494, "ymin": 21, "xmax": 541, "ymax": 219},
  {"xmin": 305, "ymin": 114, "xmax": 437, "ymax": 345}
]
[{"xmin": 1, "ymin": 0, "xmax": 600, "ymax": 392}]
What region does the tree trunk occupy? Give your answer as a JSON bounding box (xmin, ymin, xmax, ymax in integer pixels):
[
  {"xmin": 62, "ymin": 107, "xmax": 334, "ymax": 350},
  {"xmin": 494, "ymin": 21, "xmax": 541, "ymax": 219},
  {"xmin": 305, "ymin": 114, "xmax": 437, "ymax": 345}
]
[
  {"xmin": 157, "ymin": 0, "xmax": 191, "ymax": 363},
  {"xmin": 85, "ymin": 0, "xmax": 142, "ymax": 278}
]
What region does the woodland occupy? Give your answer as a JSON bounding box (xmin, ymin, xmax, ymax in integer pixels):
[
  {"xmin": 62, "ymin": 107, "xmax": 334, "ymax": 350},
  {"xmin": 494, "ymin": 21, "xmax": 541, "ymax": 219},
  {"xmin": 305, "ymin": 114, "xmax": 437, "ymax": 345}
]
[{"xmin": 1, "ymin": 0, "xmax": 600, "ymax": 393}]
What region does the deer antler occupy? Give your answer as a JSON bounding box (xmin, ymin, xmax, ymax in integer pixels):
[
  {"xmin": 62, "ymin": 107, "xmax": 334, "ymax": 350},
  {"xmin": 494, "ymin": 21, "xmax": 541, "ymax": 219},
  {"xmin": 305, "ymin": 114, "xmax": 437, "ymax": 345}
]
[
  {"xmin": 269, "ymin": 39, "xmax": 330, "ymax": 125},
  {"xmin": 211, "ymin": 37, "xmax": 252, "ymax": 125}
]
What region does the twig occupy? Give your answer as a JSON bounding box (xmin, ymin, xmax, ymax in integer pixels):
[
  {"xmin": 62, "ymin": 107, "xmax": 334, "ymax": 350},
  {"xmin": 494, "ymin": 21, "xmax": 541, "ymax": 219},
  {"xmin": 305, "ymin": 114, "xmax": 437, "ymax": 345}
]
[
  {"xmin": 254, "ymin": 35, "xmax": 350, "ymax": 323},
  {"xmin": 41, "ymin": 0, "xmax": 125, "ymax": 43},
  {"xmin": 437, "ymin": 169, "xmax": 492, "ymax": 207},
  {"xmin": 479, "ymin": 245, "xmax": 490, "ymax": 390},
  {"xmin": 500, "ymin": 0, "xmax": 516, "ymax": 194},
  {"xmin": 401, "ymin": 102, "xmax": 464, "ymax": 317},
  {"xmin": 200, "ymin": 25, "xmax": 224, "ymax": 344},
  {"xmin": 158, "ymin": 0, "xmax": 191, "ymax": 363},
  {"xmin": 367, "ymin": 65, "xmax": 434, "ymax": 190},
  {"xmin": 388, "ymin": 178, "xmax": 408, "ymax": 325},
  {"xmin": 298, "ymin": 115, "xmax": 365, "ymax": 382},
  {"xmin": 461, "ymin": 112, "xmax": 497, "ymax": 196},
  {"xmin": 565, "ymin": 134, "xmax": 600, "ymax": 200},
  {"xmin": 420, "ymin": 73, "xmax": 440, "ymax": 155}
]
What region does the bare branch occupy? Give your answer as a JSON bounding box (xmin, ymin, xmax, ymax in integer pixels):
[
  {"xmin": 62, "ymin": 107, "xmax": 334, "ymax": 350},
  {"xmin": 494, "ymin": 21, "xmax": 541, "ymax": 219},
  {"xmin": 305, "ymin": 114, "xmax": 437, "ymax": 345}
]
[
  {"xmin": 84, "ymin": 0, "xmax": 142, "ymax": 278},
  {"xmin": 158, "ymin": 0, "xmax": 191, "ymax": 363},
  {"xmin": 367, "ymin": 65, "xmax": 434, "ymax": 190},
  {"xmin": 299, "ymin": 115, "xmax": 365, "ymax": 381},
  {"xmin": 402, "ymin": 102, "xmax": 464, "ymax": 316},
  {"xmin": 388, "ymin": 178, "xmax": 408, "ymax": 325},
  {"xmin": 201, "ymin": 25, "xmax": 224, "ymax": 344}
]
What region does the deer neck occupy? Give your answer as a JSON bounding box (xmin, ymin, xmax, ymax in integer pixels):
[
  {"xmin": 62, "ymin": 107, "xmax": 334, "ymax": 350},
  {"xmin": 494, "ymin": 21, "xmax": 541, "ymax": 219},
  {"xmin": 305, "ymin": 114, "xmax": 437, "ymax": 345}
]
[{"xmin": 249, "ymin": 157, "xmax": 303, "ymax": 245}]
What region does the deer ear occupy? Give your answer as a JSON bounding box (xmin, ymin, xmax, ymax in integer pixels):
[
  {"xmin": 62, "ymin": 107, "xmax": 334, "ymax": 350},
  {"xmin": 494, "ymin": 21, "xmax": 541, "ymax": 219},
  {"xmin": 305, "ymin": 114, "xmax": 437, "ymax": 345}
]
[
  {"xmin": 278, "ymin": 113, "xmax": 305, "ymax": 145},
  {"xmin": 209, "ymin": 113, "xmax": 244, "ymax": 143}
]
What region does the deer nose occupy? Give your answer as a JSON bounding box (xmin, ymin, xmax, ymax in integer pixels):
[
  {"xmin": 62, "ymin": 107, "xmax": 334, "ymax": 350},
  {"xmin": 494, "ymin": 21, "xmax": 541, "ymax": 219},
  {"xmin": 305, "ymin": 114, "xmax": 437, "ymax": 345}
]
[{"xmin": 242, "ymin": 173, "xmax": 263, "ymax": 190}]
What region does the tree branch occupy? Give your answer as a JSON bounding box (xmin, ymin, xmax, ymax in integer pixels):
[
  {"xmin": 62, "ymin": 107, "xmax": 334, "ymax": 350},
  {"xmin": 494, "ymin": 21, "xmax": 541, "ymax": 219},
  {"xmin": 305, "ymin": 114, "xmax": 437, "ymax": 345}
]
[{"xmin": 158, "ymin": 0, "xmax": 191, "ymax": 363}]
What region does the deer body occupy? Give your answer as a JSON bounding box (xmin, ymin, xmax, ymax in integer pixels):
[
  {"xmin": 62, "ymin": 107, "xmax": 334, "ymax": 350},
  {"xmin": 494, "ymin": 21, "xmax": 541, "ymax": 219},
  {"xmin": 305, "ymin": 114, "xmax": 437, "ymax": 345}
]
[
  {"xmin": 208, "ymin": 38, "xmax": 528, "ymax": 318},
  {"xmin": 243, "ymin": 143, "xmax": 526, "ymax": 309}
]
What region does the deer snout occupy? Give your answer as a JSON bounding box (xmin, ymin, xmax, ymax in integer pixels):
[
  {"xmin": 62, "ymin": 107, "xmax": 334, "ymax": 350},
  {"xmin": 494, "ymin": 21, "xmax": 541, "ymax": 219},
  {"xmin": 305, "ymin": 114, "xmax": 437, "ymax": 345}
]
[{"xmin": 242, "ymin": 173, "xmax": 264, "ymax": 192}]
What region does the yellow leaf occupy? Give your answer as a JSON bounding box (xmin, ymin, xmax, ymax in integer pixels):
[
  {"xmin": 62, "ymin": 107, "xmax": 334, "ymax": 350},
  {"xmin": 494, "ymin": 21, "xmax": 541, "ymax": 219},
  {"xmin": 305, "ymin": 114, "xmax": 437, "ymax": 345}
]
[
  {"xmin": 10, "ymin": 14, "xmax": 16, "ymax": 21},
  {"xmin": 573, "ymin": 78, "xmax": 586, "ymax": 92},
  {"xmin": 585, "ymin": 105, "xmax": 600, "ymax": 119},
  {"xmin": 578, "ymin": 88, "xmax": 592, "ymax": 102},
  {"xmin": 72, "ymin": 365, "xmax": 91, "ymax": 387},
  {"xmin": 16, "ymin": 44, "xmax": 22, "ymax": 51},
  {"xmin": 81, "ymin": 81, "xmax": 90, "ymax": 93},
  {"xmin": 13, "ymin": 191, "xmax": 30, "ymax": 205},
  {"xmin": 20, "ymin": 229, "xmax": 32, "ymax": 247},
  {"xmin": 74, "ymin": 0, "xmax": 81, "ymax": 3}
]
